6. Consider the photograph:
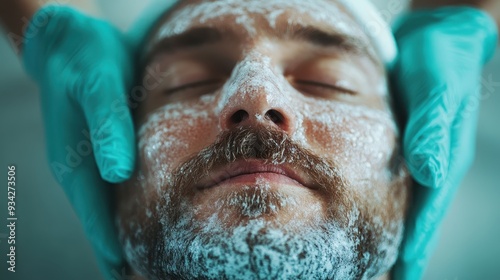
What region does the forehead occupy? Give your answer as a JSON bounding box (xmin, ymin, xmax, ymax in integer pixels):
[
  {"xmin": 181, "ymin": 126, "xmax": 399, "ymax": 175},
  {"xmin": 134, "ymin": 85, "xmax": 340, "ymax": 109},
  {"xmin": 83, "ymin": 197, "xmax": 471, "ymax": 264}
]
[
  {"xmin": 141, "ymin": 0, "xmax": 383, "ymax": 69},
  {"xmin": 159, "ymin": 0, "xmax": 360, "ymax": 35},
  {"xmin": 149, "ymin": 0, "xmax": 371, "ymax": 47}
]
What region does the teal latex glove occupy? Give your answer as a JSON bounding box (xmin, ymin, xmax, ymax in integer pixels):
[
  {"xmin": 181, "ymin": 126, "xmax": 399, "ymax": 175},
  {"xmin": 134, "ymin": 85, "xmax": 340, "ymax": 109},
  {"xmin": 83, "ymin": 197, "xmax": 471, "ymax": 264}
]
[
  {"xmin": 391, "ymin": 7, "xmax": 498, "ymax": 280},
  {"xmin": 22, "ymin": 5, "xmax": 135, "ymax": 279}
]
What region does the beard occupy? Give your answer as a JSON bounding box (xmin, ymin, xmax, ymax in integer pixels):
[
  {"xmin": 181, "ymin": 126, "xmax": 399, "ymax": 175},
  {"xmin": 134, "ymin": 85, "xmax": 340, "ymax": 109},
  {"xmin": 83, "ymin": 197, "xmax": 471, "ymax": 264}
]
[{"xmin": 120, "ymin": 126, "xmax": 410, "ymax": 280}]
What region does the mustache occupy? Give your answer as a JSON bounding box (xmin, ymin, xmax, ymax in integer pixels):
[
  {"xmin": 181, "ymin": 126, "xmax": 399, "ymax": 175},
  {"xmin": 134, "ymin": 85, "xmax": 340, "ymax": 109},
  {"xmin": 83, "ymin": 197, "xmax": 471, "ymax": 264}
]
[{"xmin": 169, "ymin": 126, "xmax": 348, "ymax": 199}]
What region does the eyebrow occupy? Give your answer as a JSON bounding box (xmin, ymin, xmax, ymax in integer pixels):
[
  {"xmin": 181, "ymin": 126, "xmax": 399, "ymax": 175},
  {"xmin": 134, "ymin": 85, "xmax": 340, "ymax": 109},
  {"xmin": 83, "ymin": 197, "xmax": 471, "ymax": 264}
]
[
  {"xmin": 143, "ymin": 24, "xmax": 377, "ymax": 65},
  {"xmin": 286, "ymin": 25, "xmax": 371, "ymax": 56}
]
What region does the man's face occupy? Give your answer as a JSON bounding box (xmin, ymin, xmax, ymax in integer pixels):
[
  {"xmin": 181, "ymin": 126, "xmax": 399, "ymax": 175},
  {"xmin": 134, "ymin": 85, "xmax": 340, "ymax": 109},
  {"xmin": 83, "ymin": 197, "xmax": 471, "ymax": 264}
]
[{"xmin": 117, "ymin": 0, "xmax": 410, "ymax": 279}]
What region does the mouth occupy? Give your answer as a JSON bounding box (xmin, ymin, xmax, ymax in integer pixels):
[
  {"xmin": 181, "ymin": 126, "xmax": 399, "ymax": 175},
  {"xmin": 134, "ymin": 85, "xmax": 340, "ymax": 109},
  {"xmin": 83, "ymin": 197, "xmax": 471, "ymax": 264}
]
[{"xmin": 195, "ymin": 160, "xmax": 314, "ymax": 190}]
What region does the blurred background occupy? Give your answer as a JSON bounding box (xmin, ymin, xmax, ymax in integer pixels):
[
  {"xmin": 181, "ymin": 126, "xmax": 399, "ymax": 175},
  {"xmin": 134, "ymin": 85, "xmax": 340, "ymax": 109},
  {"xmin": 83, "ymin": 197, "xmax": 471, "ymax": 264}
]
[{"xmin": 0, "ymin": 0, "xmax": 499, "ymax": 279}]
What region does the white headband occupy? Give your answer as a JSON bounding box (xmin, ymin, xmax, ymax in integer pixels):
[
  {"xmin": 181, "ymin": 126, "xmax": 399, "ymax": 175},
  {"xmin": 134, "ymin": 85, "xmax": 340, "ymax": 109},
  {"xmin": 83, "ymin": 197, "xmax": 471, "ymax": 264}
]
[
  {"xmin": 124, "ymin": 0, "xmax": 398, "ymax": 67},
  {"xmin": 337, "ymin": 0, "xmax": 398, "ymax": 67}
]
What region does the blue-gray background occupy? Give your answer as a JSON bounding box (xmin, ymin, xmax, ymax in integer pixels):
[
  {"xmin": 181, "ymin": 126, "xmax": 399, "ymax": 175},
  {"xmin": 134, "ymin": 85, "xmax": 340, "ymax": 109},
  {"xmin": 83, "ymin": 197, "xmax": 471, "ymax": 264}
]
[{"xmin": 1, "ymin": 0, "xmax": 499, "ymax": 279}]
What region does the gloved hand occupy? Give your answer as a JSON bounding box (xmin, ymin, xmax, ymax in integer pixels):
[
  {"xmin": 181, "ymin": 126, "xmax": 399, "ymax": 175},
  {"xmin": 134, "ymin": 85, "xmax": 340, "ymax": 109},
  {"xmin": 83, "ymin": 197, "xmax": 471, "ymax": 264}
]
[
  {"xmin": 391, "ymin": 7, "xmax": 498, "ymax": 280},
  {"xmin": 22, "ymin": 5, "xmax": 135, "ymax": 279}
]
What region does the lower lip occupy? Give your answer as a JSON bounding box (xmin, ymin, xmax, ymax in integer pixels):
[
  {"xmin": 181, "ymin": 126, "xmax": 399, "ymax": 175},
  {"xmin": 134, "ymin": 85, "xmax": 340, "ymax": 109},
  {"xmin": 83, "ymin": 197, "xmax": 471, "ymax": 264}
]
[{"xmin": 212, "ymin": 172, "xmax": 305, "ymax": 189}]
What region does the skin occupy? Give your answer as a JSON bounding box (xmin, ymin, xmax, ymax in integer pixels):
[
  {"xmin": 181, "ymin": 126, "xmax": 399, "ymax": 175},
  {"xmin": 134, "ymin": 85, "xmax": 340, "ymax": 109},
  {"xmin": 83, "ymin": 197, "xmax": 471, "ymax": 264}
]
[
  {"xmin": 0, "ymin": 0, "xmax": 39, "ymax": 35},
  {"xmin": 117, "ymin": 0, "xmax": 410, "ymax": 279}
]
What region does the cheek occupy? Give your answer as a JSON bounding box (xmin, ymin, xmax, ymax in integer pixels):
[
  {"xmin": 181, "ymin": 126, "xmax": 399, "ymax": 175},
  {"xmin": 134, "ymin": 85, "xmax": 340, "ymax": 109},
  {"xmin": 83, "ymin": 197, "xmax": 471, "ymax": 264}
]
[
  {"xmin": 138, "ymin": 97, "xmax": 219, "ymax": 193},
  {"xmin": 116, "ymin": 98, "xmax": 220, "ymax": 264},
  {"xmin": 302, "ymin": 101, "xmax": 397, "ymax": 184}
]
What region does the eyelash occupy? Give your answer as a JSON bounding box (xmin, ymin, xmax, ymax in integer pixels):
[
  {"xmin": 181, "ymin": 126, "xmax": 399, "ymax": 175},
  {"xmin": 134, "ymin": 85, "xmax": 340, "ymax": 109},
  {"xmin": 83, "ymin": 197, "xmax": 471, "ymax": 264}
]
[
  {"xmin": 294, "ymin": 80, "xmax": 357, "ymax": 95},
  {"xmin": 164, "ymin": 79, "xmax": 356, "ymax": 96},
  {"xmin": 164, "ymin": 79, "xmax": 222, "ymax": 95}
]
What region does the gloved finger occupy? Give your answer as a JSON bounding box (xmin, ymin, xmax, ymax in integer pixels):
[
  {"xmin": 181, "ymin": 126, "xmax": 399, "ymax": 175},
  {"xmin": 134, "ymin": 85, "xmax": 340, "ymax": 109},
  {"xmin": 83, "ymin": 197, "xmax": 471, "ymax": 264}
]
[
  {"xmin": 403, "ymin": 83, "xmax": 456, "ymax": 189},
  {"xmin": 41, "ymin": 96, "xmax": 123, "ymax": 269},
  {"xmin": 447, "ymin": 94, "xmax": 480, "ymax": 182},
  {"xmin": 395, "ymin": 7, "xmax": 497, "ymax": 190},
  {"xmin": 394, "ymin": 27, "xmax": 462, "ymax": 189},
  {"xmin": 73, "ymin": 69, "xmax": 136, "ymax": 183},
  {"xmin": 395, "ymin": 98, "xmax": 479, "ymax": 279}
]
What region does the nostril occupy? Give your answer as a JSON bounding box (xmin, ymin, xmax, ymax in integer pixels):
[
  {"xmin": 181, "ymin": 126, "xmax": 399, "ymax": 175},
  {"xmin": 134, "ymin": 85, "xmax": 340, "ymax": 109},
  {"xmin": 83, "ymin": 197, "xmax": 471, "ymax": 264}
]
[
  {"xmin": 265, "ymin": 109, "xmax": 284, "ymax": 124},
  {"xmin": 230, "ymin": 109, "xmax": 249, "ymax": 124}
]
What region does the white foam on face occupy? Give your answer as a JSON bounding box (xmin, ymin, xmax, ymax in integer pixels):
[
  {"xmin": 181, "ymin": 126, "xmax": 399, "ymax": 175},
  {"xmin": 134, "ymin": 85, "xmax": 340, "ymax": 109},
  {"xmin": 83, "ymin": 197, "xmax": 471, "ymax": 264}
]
[
  {"xmin": 119, "ymin": 178, "xmax": 403, "ymax": 279},
  {"xmin": 152, "ymin": 0, "xmax": 397, "ymax": 65},
  {"xmin": 158, "ymin": 209, "xmax": 362, "ymax": 279},
  {"xmin": 221, "ymin": 178, "xmax": 299, "ymax": 218},
  {"xmin": 215, "ymin": 51, "xmax": 296, "ymax": 120},
  {"xmin": 299, "ymin": 98, "xmax": 397, "ymax": 185},
  {"xmin": 156, "ymin": 0, "xmax": 356, "ymax": 39},
  {"xmin": 138, "ymin": 95, "xmax": 217, "ymax": 193}
]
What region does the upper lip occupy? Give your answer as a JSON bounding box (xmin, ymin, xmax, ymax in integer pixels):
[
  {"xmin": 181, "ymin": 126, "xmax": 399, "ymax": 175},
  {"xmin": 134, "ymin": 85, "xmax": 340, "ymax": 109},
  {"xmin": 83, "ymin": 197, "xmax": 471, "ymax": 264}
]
[{"xmin": 196, "ymin": 160, "xmax": 314, "ymax": 190}]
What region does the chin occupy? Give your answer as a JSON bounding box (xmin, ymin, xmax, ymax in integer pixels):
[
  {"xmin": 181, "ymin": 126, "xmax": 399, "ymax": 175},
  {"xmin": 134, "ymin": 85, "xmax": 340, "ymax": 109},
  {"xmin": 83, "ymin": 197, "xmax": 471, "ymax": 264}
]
[{"xmin": 189, "ymin": 181, "xmax": 327, "ymax": 231}]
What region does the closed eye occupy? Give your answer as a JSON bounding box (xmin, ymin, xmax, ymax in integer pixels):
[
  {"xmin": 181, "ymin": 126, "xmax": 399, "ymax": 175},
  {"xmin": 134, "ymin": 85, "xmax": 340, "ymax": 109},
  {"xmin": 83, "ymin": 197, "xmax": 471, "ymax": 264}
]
[
  {"xmin": 164, "ymin": 79, "xmax": 223, "ymax": 95},
  {"xmin": 294, "ymin": 80, "xmax": 357, "ymax": 95}
]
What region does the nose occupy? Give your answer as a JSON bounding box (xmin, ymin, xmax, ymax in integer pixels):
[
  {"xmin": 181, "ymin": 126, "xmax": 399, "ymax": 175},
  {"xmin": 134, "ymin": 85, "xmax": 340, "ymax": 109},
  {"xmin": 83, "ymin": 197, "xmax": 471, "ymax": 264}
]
[{"xmin": 219, "ymin": 89, "xmax": 296, "ymax": 134}]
